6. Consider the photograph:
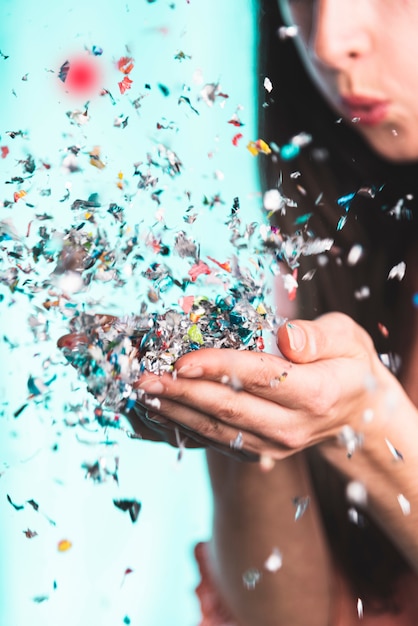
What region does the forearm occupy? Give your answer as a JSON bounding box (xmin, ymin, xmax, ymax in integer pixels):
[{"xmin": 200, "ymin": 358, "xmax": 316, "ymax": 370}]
[
  {"xmin": 206, "ymin": 449, "xmax": 334, "ymax": 626},
  {"xmin": 320, "ymin": 371, "xmax": 418, "ymax": 572}
]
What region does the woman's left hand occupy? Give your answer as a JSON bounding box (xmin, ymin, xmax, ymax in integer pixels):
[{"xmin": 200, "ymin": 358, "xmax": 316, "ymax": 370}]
[{"xmin": 136, "ymin": 312, "xmax": 402, "ymax": 460}]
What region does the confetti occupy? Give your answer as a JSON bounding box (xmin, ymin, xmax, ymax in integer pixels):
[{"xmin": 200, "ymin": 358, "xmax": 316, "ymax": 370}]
[
  {"xmin": 33, "ymin": 595, "xmax": 49, "ymax": 604},
  {"xmin": 118, "ymin": 76, "xmax": 133, "ymax": 94},
  {"xmin": 357, "ymin": 598, "xmax": 364, "ymax": 619},
  {"xmin": 378, "ymin": 322, "xmax": 389, "ymax": 338},
  {"xmin": 232, "ymin": 132, "xmax": 243, "ymax": 146},
  {"xmin": 263, "ymin": 76, "xmax": 273, "ymax": 93},
  {"xmin": 338, "ymin": 425, "xmax": 363, "ymax": 458},
  {"xmin": 280, "ymin": 143, "xmax": 300, "ymax": 160},
  {"xmin": 293, "ymin": 496, "xmax": 310, "ymax": 521},
  {"xmin": 242, "ymin": 567, "xmax": 262, "ymax": 590},
  {"xmin": 113, "ymin": 499, "xmax": 142, "ymax": 523},
  {"xmin": 347, "ymin": 244, "xmax": 364, "ymax": 266},
  {"xmin": 278, "ymin": 25, "xmax": 298, "ymax": 39},
  {"xmin": 230, "ymin": 431, "xmax": 244, "ymax": 450},
  {"xmin": 345, "ymin": 481, "xmax": 368, "ymax": 507},
  {"xmin": 385, "ymin": 438, "xmax": 404, "ymax": 462},
  {"xmin": 121, "ymin": 567, "xmax": 134, "ymax": 587},
  {"xmin": 57, "ymin": 539, "xmax": 73, "ymax": 552},
  {"xmin": 348, "ymin": 507, "xmax": 364, "ymax": 526},
  {"xmin": 174, "ymin": 50, "xmax": 191, "ymax": 61},
  {"xmin": 264, "ymin": 547, "xmax": 282, "ymax": 572},
  {"xmin": 388, "ymin": 261, "xmax": 406, "ymax": 280},
  {"xmin": 397, "ymin": 494, "xmax": 411, "ymax": 516},
  {"xmin": 7, "ymin": 494, "xmax": 24, "ymax": 511},
  {"xmin": 247, "ymin": 139, "xmax": 271, "ymax": 156},
  {"xmin": 117, "ymin": 56, "xmax": 134, "ymax": 74}
]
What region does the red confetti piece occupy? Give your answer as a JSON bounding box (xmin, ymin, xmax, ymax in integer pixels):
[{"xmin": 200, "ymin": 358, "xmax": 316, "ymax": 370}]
[
  {"xmin": 179, "ymin": 295, "xmax": 195, "ymax": 314},
  {"xmin": 256, "ymin": 337, "xmax": 265, "ymax": 351},
  {"xmin": 232, "ymin": 133, "xmax": 243, "ymax": 146},
  {"xmin": 228, "ymin": 117, "xmax": 244, "ymax": 127},
  {"xmin": 13, "ymin": 190, "xmax": 27, "ymax": 202},
  {"xmin": 207, "ymin": 256, "xmax": 231, "ymax": 272},
  {"xmin": 120, "ymin": 567, "xmax": 134, "ymax": 587},
  {"xmin": 188, "ymin": 260, "xmax": 211, "ymax": 282},
  {"xmin": 118, "ymin": 76, "xmax": 133, "ymax": 94},
  {"xmin": 1, "ymin": 146, "xmax": 9, "ymax": 158},
  {"xmin": 117, "ymin": 56, "xmax": 134, "ymax": 74}
]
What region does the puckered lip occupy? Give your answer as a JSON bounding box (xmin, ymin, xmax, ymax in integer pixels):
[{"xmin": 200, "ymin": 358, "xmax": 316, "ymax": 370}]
[{"xmin": 339, "ymin": 94, "xmax": 390, "ymax": 126}]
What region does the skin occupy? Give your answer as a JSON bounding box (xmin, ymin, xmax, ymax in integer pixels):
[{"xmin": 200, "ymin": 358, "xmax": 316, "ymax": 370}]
[{"xmin": 280, "ymin": 0, "xmax": 418, "ymax": 162}]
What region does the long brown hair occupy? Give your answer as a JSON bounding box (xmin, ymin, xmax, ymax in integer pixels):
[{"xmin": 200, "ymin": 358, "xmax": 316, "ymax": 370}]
[{"xmin": 257, "ymin": 0, "xmax": 418, "ymax": 608}]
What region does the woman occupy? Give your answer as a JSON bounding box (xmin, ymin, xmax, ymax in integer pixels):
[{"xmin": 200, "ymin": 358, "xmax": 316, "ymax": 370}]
[
  {"xmin": 135, "ymin": 1, "xmax": 418, "ymax": 624},
  {"xmin": 59, "ymin": 1, "xmax": 418, "ymax": 623}
]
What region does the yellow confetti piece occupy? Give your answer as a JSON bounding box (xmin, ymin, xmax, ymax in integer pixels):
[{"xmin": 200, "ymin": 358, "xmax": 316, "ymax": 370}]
[
  {"xmin": 246, "ymin": 139, "xmax": 272, "ymax": 156},
  {"xmin": 247, "ymin": 141, "xmax": 259, "ymax": 156},
  {"xmin": 57, "ymin": 539, "xmax": 72, "ymax": 552}
]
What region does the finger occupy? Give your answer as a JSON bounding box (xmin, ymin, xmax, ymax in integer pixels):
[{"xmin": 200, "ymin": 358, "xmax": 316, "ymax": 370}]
[
  {"xmin": 172, "ymin": 348, "xmax": 347, "ymax": 417},
  {"xmin": 128, "ymin": 403, "xmax": 204, "ymax": 448},
  {"xmin": 277, "ymin": 312, "xmax": 375, "ymax": 364},
  {"xmin": 145, "ymin": 395, "xmax": 286, "ymax": 459},
  {"xmin": 137, "ymin": 372, "xmax": 313, "ymax": 450},
  {"xmin": 173, "ymin": 349, "xmax": 300, "ymax": 403},
  {"xmin": 134, "ymin": 399, "xmax": 262, "ymax": 460}
]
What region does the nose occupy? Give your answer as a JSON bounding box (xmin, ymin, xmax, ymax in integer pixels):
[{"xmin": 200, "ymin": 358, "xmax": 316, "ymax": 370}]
[{"xmin": 311, "ymin": 0, "xmax": 372, "ymax": 70}]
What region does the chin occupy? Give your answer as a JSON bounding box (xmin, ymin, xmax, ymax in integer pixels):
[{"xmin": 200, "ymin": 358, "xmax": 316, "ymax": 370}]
[{"xmin": 362, "ymin": 129, "xmax": 418, "ymax": 164}]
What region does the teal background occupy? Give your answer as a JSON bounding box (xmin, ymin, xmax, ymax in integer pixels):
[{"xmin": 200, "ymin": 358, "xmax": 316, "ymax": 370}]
[{"xmin": 0, "ymin": 1, "xmax": 259, "ymax": 625}]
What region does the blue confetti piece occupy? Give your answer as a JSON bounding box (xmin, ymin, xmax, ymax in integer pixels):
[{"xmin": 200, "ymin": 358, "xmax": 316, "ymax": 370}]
[
  {"xmin": 280, "ymin": 144, "xmax": 300, "ymax": 161},
  {"xmin": 337, "ymin": 215, "xmax": 348, "ymax": 231}
]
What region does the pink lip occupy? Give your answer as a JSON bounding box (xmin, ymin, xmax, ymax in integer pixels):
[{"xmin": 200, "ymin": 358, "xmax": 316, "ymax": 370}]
[{"xmin": 340, "ymin": 96, "xmax": 389, "ymax": 126}]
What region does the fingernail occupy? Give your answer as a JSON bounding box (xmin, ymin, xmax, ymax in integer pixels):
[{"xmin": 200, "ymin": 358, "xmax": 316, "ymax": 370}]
[
  {"xmin": 138, "ymin": 379, "xmax": 164, "ymax": 394},
  {"xmin": 286, "ymin": 323, "xmax": 305, "ymax": 352},
  {"xmin": 176, "ymin": 365, "xmax": 204, "ymax": 378}
]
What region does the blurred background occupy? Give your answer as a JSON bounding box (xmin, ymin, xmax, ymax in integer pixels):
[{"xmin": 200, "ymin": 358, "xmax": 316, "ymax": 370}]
[{"xmin": 0, "ymin": 1, "xmax": 261, "ymax": 624}]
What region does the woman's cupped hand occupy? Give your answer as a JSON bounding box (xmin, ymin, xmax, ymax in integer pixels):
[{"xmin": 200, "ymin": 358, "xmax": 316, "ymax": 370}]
[{"xmin": 135, "ymin": 312, "xmax": 399, "ymax": 461}]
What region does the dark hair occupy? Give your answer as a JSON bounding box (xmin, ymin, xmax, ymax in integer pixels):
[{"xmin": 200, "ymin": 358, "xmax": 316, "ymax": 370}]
[{"xmin": 257, "ymin": 0, "xmax": 418, "ymax": 609}]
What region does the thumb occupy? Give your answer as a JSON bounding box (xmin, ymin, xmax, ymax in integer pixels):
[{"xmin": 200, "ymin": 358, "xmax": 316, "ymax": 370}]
[{"xmin": 277, "ymin": 312, "xmax": 373, "ymax": 364}]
